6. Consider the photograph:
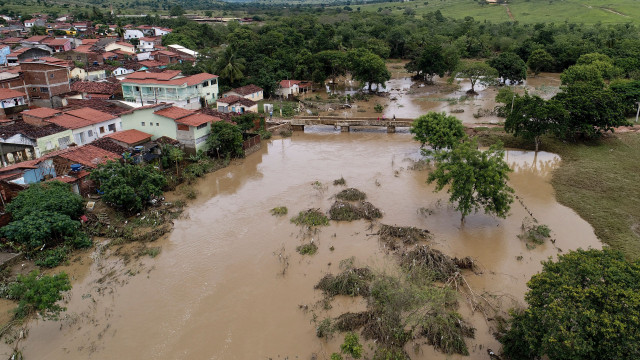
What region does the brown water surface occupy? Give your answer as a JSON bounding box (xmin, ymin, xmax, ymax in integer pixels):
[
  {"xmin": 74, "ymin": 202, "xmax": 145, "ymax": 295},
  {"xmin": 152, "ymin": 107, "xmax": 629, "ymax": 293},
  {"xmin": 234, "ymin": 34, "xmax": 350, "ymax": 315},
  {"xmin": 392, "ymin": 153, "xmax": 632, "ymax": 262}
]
[{"xmin": 3, "ymin": 132, "xmax": 600, "ymax": 359}]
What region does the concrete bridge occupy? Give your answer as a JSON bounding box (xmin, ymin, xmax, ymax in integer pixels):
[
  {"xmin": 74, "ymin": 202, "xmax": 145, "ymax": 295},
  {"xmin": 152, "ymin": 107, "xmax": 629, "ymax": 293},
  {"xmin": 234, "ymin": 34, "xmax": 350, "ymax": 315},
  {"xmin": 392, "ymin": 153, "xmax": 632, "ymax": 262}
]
[{"xmin": 289, "ymin": 116, "xmax": 414, "ymax": 133}]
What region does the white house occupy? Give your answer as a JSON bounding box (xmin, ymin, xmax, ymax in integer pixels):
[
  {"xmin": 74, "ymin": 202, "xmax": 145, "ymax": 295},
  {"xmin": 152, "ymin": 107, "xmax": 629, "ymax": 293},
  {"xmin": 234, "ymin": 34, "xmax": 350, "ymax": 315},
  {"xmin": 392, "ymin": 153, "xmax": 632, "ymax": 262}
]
[
  {"xmin": 153, "ymin": 27, "xmax": 172, "ymax": 36},
  {"xmin": 276, "ymin": 80, "xmax": 301, "ymax": 98},
  {"xmin": 124, "ymin": 29, "xmax": 144, "ymax": 40},
  {"xmin": 113, "ymin": 66, "xmax": 135, "ymax": 79},
  {"xmin": 216, "ymin": 95, "xmax": 257, "ymax": 114},
  {"xmin": 45, "ymin": 107, "xmax": 122, "ymax": 146},
  {"xmin": 137, "ymin": 37, "xmax": 157, "ymax": 52},
  {"xmin": 223, "ymin": 84, "xmax": 264, "ymax": 101}
]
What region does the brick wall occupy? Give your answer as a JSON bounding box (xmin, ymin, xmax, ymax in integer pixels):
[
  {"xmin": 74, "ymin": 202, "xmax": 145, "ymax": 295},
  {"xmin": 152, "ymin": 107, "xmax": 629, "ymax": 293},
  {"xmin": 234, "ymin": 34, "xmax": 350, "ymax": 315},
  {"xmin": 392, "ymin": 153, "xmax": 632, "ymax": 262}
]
[{"xmin": 21, "ymin": 62, "xmax": 70, "ymax": 100}]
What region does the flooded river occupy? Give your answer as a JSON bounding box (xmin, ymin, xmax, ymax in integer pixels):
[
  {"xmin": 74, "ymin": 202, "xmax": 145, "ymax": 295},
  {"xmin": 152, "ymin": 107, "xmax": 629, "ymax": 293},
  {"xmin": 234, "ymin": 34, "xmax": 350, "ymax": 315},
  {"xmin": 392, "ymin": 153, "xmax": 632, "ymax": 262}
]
[{"xmin": 4, "ymin": 132, "xmax": 600, "ymax": 359}]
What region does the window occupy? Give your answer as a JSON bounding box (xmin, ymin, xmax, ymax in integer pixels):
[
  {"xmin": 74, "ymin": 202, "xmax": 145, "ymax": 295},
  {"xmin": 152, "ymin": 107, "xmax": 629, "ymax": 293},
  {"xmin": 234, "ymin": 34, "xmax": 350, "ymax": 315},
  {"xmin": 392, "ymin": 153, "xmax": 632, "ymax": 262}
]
[
  {"xmin": 88, "ymin": 130, "xmax": 93, "ymax": 137},
  {"xmin": 141, "ymin": 122, "xmax": 145, "ymax": 126},
  {"xmin": 40, "ymin": 87, "xmax": 48, "ymax": 93},
  {"xmin": 99, "ymin": 126, "xmax": 105, "ymax": 134},
  {"xmin": 149, "ymin": 122, "xmax": 153, "ymax": 126},
  {"xmin": 108, "ymin": 124, "xmax": 116, "ymax": 132},
  {"xmin": 135, "ymin": 86, "xmax": 140, "ymax": 91},
  {"xmin": 156, "ymin": 123, "xmax": 159, "ymax": 126},
  {"xmin": 31, "ymin": 88, "xmax": 37, "ymax": 92},
  {"xmin": 50, "ymin": 74, "xmax": 54, "ymax": 78},
  {"xmin": 186, "ymin": 99, "xmax": 190, "ymax": 104},
  {"xmin": 196, "ymin": 123, "xmax": 207, "ymax": 130}
]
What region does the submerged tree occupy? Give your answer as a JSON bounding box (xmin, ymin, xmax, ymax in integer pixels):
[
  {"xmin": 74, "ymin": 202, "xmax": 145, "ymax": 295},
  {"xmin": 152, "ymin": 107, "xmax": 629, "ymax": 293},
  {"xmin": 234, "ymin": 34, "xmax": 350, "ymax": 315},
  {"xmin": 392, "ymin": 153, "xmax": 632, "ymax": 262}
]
[
  {"xmin": 410, "ymin": 112, "xmax": 465, "ymax": 152},
  {"xmin": 527, "ymin": 49, "xmax": 554, "ymax": 76},
  {"xmin": 8, "ymin": 271, "xmax": 72, "ymax": 320},
  {"xmin": 455, "ymin": 61, "xmax": 498, "ymax": 94},
  {"xmin": 347, "ymin": 48, "xmax": 391, "ymax": 92},
  {"xmin": 488, "ymin": 52, "xmax": 527, "ymax": 84},
  {"xmin": 505, "ymin": 94, "xmax": 567, "ymax": 152},
  {"xmin": 501, "ymin": 249, "xmax": 640, "ymax": 360},
  {"xmin": 427, "ymin": 139, "xmax": 514, "ymax": 223},
  {"xmin": 206, "ymin": 121, "xmax": 244, "ymax": 159}
]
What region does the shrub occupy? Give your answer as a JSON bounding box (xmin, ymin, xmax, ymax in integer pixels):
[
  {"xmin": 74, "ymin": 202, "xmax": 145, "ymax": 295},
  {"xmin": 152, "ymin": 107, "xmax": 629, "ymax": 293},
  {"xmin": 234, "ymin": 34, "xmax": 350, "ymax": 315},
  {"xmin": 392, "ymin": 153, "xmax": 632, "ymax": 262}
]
[
  {"xmin": 270, "ymin": 206, "xmax": 288, "ymax": 216},
  {"xmin": 290, "ymin": 209, "xmax": 329, "ymax": 227},
  {"xmin": 8, "ymin": 271, "xmax": 71, "ymax": 320},
  {"xmin": 296, "ymin": 242, "xmax": 318, "ymax": 255},
  {"xmin": 34, "ymin": 246, "xmax": 70, "ymax": 268},
  {"xmin": 340, "ymin": 332, "xmax": 363, "ymax": 359}
]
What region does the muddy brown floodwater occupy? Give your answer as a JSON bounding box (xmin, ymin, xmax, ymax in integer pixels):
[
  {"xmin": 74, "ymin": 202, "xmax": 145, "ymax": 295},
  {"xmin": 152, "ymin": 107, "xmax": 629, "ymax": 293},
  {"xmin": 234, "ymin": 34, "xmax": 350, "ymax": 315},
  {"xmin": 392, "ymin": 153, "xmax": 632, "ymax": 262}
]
[{"xmin": 3, "ymin": 131, "xmax": 600, "ymax": 360}]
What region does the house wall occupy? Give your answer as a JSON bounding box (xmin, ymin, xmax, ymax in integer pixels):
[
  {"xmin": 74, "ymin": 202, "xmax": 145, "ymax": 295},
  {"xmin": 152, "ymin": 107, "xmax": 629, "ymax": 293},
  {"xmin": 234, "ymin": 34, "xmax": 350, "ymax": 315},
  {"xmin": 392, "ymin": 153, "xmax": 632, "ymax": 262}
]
[
  {"xmin": 54, "ymin": 51, "xmax": 102, "ymax": 66},
  {"xmin": 36, "ymin": 129, "xmax": 73, "ymax": 157},
  {"xmin": 21, "ymin": 62, "xmax": 70, "ymax": 100},
  {"xmin": 121, "ymin": 108, "xmax": 177, "ymax": 140},
  {"xmin": 176, "ymin": 123, "xmax": 210, "ymax": 153},
  {"xmin": 0, "ymin": 47, "xmax": 10, "ymax": 66},
  {"xmin": 104, "ymin": 43, "xmax": 135, "ymax": 54},
  {"xmin": 124, "ymin": 30, "xmax": 144, "ymax": 40},
  {"xmin": 23, "ymin": 159, "xmax": 56, "ymax": 183},
  {"xmin": 122, "ymin": 83, "xmax": 215, "ymax": 110}
]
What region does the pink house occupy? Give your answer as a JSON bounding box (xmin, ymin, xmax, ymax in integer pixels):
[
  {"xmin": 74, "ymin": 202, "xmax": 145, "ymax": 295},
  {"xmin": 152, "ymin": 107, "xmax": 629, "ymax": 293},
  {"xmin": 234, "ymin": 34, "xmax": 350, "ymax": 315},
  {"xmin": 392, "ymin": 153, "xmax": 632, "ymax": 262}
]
[{"xmin": 42, "ymin": 38, "xmax": 72, "ymax": 53}]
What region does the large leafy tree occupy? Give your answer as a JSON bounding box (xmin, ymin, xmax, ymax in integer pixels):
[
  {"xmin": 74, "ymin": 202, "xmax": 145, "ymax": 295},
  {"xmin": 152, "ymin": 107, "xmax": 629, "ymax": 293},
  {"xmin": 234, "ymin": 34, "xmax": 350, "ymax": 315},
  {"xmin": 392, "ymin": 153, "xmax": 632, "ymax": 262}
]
[
  {"xmin": 206, "ymin": 121, "xmax": 244, "ymax": 159},
  {"xmin": 406, "ymin": 44, "xmax": 449, "ymax": 84},
  {"xmin": 347, "ymin": 48, "xmax": 391, "ymax": 92},
  {"xmin": 1, "ymin": 182, "xmax": 84, "ymax": 250},
  {"xmin": 410, "ymin": 112, "xmax": 465, "ymax": 152},
  {"xmin": 313, "ymin": 50, "xmax": 348, "ymax": 86},
  {"xmin": 553, "ymin": 83, "xmax": 628, "ymax": 139},
  {"xmin": 505, "ymin": 94, "xmax": 567, "ymax": 152},
  {"xmin": 456, "ymin": 61, "xmax": 498, "ymax": 94},
  {"xmin": 527, "ymin": 49, "xmax": 554, "ymax": 76},
  {"xmin": 427, "ymin": 140, "xmax": 514, "ymax": 223},
  {"xmin": 501, "ymin": 249, "xmax": 640, "ymax": 360},
  {"xmin": 215, "ymin": 49, "xmax": 246, "ymax": 87},
  {"xmin": 488, "ymin": 52, "xmax": 527, "ymax": 84},
  {"xmin": 90, "ymin": 161, "xmax": 167, "ymax": 213}
]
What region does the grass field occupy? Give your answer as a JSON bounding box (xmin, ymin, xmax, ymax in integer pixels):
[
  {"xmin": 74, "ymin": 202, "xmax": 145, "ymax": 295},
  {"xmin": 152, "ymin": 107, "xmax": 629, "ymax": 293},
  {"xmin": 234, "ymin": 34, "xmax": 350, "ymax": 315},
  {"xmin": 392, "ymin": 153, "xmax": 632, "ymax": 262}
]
[
  {"xmin": 477, "ymin": 130, "xmax": 640, "ymax": 259},
  {"xmin": 356, "ymin": 0, "xmax": 638, "ymax": 25}
]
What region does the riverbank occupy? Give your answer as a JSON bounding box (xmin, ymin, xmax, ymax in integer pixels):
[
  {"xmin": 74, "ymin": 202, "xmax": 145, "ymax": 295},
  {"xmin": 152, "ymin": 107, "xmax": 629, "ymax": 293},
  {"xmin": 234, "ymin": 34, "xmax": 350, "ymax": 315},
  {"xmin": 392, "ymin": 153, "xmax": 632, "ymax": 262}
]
[{"xmin": 476, "ymin": 128, "xmax": 640, "ymax": 259}]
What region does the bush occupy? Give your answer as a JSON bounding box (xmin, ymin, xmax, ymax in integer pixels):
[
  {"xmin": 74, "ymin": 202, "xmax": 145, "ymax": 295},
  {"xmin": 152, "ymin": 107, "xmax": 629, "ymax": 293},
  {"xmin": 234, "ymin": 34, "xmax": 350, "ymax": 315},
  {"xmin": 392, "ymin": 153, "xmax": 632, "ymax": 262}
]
[
  {"xmin": 290, "ymin": 209, "xmax": 329, "ymax": 227},
  {"xmin": 374, "ymin": 103, "xmax": 384, "ymax": 113},
  {"xmin": 1, "ymin": 211, "xmax": 80, "ymax": 250},
  {"xmin": 296, "ymin": 242, "xmax": 318, "ymax": 255},
  {"xmin": 340, "ymin": 332, "xmax": 363, "ymax": 359},
  {"xmin": 207, "ymin": 121, "xmax": 244, "ymax": 158},
  {"xmin": 335, "ymin": 188, "xmax": 367, "ymax": 201},
  {"xmin": 8, "ymin": 271, "xmax": 71, "ymax": 320},
  {"xmin": 270, "ymin": 206, "xmax": 288, "ymax": 216},
  {"xmin": 34, "ymin": 246, "xmax": 70, "ymax": 268}
]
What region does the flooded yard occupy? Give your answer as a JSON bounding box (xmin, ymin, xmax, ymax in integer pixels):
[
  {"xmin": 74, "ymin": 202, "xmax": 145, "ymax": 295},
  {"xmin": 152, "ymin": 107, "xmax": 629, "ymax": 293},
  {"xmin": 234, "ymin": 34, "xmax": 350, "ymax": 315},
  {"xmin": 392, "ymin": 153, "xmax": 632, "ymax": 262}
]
[{"xmin": 2, "ymin": 131, "xmax": 600, "ymax": 359}]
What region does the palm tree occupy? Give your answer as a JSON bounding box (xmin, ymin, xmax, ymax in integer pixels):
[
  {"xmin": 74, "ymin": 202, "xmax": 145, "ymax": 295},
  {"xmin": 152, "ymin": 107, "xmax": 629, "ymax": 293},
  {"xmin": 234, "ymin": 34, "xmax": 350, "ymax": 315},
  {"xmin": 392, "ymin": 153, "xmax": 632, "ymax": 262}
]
[
  {"xmin": 114, "ymin": 25, "xmax": 125, "ymax": 40},
  {"xmin": 216, "ymin": 49, "xmax": 245, "ymax": 85}
]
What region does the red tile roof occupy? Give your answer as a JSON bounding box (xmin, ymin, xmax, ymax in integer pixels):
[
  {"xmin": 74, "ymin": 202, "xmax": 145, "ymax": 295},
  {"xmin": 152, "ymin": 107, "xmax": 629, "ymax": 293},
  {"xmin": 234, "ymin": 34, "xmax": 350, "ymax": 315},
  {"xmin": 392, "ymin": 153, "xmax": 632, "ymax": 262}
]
[
  {"xmin": 140, "ymin": 36, "xmax": 159, "ymax": 42},
  {"xmin": 22, "ymin": 107, "xmax": 62, "ymax": 119},
  {"xmin": 217, "ymin": 95, "xmax": 256, "ymax": 107},
  {"xmin": 82, "ymin": 39, "xmax": 99, "ymax": 45},
  {"xmin": 73, "ymin": 45, "xmax": 94, "ymax": 54},
  {"xmin": 175, "ymin": 113, "xmax": 218, "ymax": 127},
  {"xmin": 154, "ymin": 106, "xmax": 192, "ymax": 120},
  {"xmin": 46, "ymin": 113, "xmax": 93, "ymax": 129},
  {"xmin": 280, "ymin": 80, "xmax": 301, "ymax": 88},
  {"xmin": 65, "ymin": 107, "xmax": 117, "ymax": 122},
  {"xmin": 138, "ymin": 60, "xmax": 164, "ymax": 68},
  {"xmin": 42, "ymin": 38, "xmax": 71, "ymax": 46},
  {"xmin": 24, "ymin": 35, "xmax": 49, "ymax": 43},
  {"xmin": 0, "ymin": 88, "xmax": 26, "ymax": 100},
  {"xmin": 56, "ymin": 145, "xmax": 120, "ymax": 168},
  {"xmin": 104, "ymin": 129, "xmax": 152, "ymax": 145},
  {"xmin": 71, "ymin": 81, "xmax": 120, "ymax": 95},
  {"xmin": 227, "ymin": 84, "xmax": 263, "ymax": 96}
]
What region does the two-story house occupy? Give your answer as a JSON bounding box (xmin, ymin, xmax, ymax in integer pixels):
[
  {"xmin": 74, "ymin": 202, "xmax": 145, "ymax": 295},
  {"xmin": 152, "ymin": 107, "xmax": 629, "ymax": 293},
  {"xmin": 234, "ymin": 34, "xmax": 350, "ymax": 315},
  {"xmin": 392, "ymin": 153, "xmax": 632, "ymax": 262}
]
[
  {"xmin": 120, "ymin": 104, "xmax": 220, "ymax": 153},
  {"xmin": 0, "ymin": 119, "xmax": 73, "ymax": 159},
  {"xmin": 121, "ymin": 70, "xmax": 219, "ymax": 110},
  {"xmin": 137, "ymin": 37, "xmax": 161, "ymax": 52}
]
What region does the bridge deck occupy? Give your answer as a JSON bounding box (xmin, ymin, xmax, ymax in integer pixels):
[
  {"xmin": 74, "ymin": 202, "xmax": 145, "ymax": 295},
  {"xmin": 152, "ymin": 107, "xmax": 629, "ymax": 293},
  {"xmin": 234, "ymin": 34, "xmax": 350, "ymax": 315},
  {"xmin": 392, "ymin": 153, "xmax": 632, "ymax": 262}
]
[{"xmin": 290, "ymin": 116, "xmax": 413, "ymax": 127}]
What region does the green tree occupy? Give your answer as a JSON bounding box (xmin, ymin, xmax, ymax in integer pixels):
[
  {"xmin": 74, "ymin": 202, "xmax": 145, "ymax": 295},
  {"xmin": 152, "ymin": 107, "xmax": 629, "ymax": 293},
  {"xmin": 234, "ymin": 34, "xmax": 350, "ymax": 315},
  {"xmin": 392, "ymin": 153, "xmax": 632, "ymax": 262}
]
[
  {"xmin": 427, "ymin": 140, "xmax": 514, "ymax": 223},
  {"xmin": 610, "ymin": 79, "xmax": 640, "ymax": 116},
  {"xmin": 560, "ymin": 64, "xmax": 605, "ymax": 87},
  {"xmin": 216, "ymin": 49, "xmax": 246, "ymax": 86},
  {"xmin": 29, "ymin": 25, "xmax": 47, "ymax": 36},
  {"xmin": 488, "ymin": 52, "xmax": 527, "ymax": 84},
  {"xmin": 347, "ymin": 48, "xmax": 391, "ymax": 92},
  {"xmin": 1, "ymin": 182, "xmax": 84, "ymax": 250},
  {"xmin": 455, "ymin": 61, "xmax": 498, "ymax": 94},
  {"xmin": 114, "ymin": 24, "xmax": 125, "ymax": 40},
  {"xmin": 313, "ymin": 50, "xmax": 348, "ymax": 86},
  {"xmin": 169, "ymin": 147, "xmax": 184, "ymax": 176},
  {"xmin": 410, "ymin": 112, "xmax": 465, "ymax": 151},
  {"xmin": 406, "ymin": 44, "xmax": 449, "ymax": 84},
  {"xmin": 500, "ymin": 249, "xmax": 640, "ymax": 360},
  {"xmin": 553, "ymin": 83, "xmax": 628, "ymax": 139},
  {"xmin": 8, "ymin": 270, "xmax": 72, "ymax": 320},
  {"xmin": 505, "ymin": 94, "xmax": 567, "ymax": 152},
  {"xmin": 576, "ymin": 52, "xmax": 622, "ymax": 80},
  {"xmin": 527, "ymin": 49, "xmax": 554, "ymax": 76},
  {"xmin": 206, "ymin": 121, "xmax": 244, "ymax": 159},
  {"xmin": 169, "ymin": 5, "xmax": 184, "ymax": 17},
  {"xmin": 90, "ymin": 161, "xmax": 167, "ymax": 213},
  {"xmin": 340, "ymin": 332, "xmax": 363, "ymax": 359}
]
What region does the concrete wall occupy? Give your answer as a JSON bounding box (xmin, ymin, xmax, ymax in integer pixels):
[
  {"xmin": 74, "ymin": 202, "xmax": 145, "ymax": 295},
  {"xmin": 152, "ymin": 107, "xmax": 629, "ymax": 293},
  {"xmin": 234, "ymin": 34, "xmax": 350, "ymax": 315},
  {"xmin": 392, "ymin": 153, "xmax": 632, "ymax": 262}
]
[
  {"xmin": 121, "ymin": 108, "xmax": 177, "ymax": 140},
  {"xmin": 36, "ymin": 129, "xmax": 73, "ymax": 157}
]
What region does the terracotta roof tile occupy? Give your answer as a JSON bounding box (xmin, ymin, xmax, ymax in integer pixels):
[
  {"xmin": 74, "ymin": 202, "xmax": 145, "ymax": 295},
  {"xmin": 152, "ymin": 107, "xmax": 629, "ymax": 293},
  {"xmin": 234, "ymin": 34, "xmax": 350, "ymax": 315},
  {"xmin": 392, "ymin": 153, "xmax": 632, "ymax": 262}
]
[
  {"xmin": 0, "ymin": 121, "xmax": 68, "ymax": 139},
  {"xmin": 90, "ymin": 137, "xmax": 128, "ymax": 154},
  {"xmin": 70, "ymin": 81, "xmax": 120, "ymax": 95},
  {"xmin": 280, "ymin": 80, "xmax": 301, "ymax": 88},
  {"xmin": 46, "ymin": 114, "xmax": 92, "ymax": 129},
  {"xmin": 154, "ymin": 106, "xmax": 193, "ymax": 119},
  {"xmin": 56, "ymin": 145, "xmax": 120, "ymax": 168},
  {"xmin": 104, "ymin": 129, "xmax": 152, "ymax": 145},
  {"xmin": 175, "ymin": 113, "xmax": 218, "ymax": 127},
  {"xmin": 0, "ymin": 88, "xmax": 26, "ymax": 100},
  {"xmin": 64, "ymin": 99, "xmax": 133, "ymax": 116},
  {"xmin": 21, "ymin": 107, "xmax": 62, "ymax": 119},
  {"xmin": 217, "ymin": 95, "xmax": 256, "ymax": 107},
  {"xmin": 227, "ymin": 84, "xmax": 263, "ymax": 96},
  {"xmin": 42, "ymin": 38, "xmax": 71, "ymax": 46},
  {"xmin": 24, "ymin": 35, "xmax": 49, "ymax": 43},
  {"xmin": 64, "ymin": 107, "xmax": 117, "ymax": 123}
]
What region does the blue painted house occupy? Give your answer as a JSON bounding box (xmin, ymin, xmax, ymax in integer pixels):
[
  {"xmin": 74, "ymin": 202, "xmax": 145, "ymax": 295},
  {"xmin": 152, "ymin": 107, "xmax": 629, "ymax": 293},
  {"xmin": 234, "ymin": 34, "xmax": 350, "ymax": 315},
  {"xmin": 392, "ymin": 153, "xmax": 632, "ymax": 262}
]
[{"xmin": 0, "ymin": 45, "xmax": 10, "ymax": 66}]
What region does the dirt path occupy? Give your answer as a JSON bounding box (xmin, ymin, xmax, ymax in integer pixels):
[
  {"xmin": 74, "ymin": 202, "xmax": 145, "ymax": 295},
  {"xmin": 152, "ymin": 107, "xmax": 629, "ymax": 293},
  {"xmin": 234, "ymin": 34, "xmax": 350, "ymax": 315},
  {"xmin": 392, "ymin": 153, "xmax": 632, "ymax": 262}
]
[
  {"xmin": 503, "ymin": 4, "xmax": 515, "ymax": 20},
  {"xmin": 600, "ymin": 7, "xmax": 628, "ymax": 17}
]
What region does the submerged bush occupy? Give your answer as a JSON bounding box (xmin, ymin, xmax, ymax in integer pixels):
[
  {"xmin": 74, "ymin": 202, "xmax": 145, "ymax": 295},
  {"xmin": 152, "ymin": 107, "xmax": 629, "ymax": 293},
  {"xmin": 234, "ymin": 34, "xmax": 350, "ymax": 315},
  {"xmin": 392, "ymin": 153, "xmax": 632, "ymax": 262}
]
[
  {"xmin": 270, "ymin": 206, "xmax": 288, "ymax": 216},
  {"xmin": 291, "ymin": 209, "xmax": 329, "ymax": 227},
  {"xmin": 296, "ymin": 242, "xmax": 318, "ymax": 255},
  {"xmin": 336, "ymin": 188, "xmax": 367, "ymax": 201},
  {"xmin": 315, "ymin": 267, "xmax": 374, "ymax": 297}
]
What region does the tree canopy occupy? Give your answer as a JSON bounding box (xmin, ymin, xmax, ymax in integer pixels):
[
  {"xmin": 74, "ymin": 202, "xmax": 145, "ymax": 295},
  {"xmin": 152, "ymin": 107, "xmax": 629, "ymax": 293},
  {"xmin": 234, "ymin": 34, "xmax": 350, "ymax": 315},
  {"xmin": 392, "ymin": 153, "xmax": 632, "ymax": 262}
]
[
  {"xmin": 504, "ymin": 93, "xmax": 567, "ymax": 151},
  {"xmin": 90, "ymin": 161, "xmax": 167, "ymax": 213},
  {"xmin": 501, "ymin": 248, "xmax": 640, "ymax": 360},
  {"xmin": 456, "ymin": 62, "xmax": 498, "ymax": 94},
  {"xmin": 427, "ymin": 140, "xmax": 514, "ymax": 222},
  {"xmin": 488, "ymin": 52, "xmax": 527, "ymax": 84},
  {"xmin": 347, "ymin": 48, "xmax": 391, "ymax": 92},
  {"xmin": 207, "ymin": 121, "xmax": 244, "ymax": 159},
  {"xmin": 410, "ymin": 112, "xmax": 465, "ymax": 152},
  {"xmin": 8, "ymin": 270, "xmax": 71, "ymax": 320}
]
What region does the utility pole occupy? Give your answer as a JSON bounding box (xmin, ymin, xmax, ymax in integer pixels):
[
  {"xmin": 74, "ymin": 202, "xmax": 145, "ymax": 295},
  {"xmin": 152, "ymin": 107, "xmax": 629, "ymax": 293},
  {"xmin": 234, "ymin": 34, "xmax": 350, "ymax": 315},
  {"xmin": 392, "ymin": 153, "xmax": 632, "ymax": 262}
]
[{"xmin": 635, "ymin": 101, "xmax": 640, "ymax": 123}]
